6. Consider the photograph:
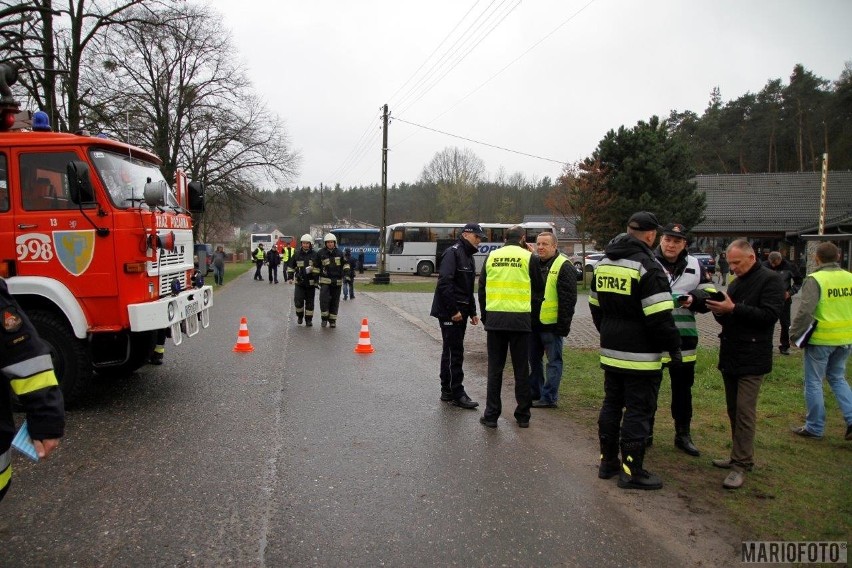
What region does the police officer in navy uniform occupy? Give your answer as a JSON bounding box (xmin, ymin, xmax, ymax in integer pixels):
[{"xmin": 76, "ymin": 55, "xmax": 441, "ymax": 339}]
[
  {"xmin": 590, "ymin": 212, "xmax": 681, "ymax": 490},
  {"xmin": 1, "ymin": 279, "xmax": 65, "ymax": 502},
  {"xmin": 430, "ymin": 223, "xmax": 485, "ymax": 409}
]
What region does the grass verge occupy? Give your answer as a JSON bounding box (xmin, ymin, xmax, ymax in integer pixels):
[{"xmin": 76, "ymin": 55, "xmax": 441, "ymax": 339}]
[{"xmin": 559, "ymin": 347, "xmax": 851, "ymax": 541}]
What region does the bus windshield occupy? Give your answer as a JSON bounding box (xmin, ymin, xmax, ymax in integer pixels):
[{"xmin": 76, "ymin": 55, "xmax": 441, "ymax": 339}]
[{"xmin": 89, "ymin": 149, "xmax": 175, "ymax": 209}]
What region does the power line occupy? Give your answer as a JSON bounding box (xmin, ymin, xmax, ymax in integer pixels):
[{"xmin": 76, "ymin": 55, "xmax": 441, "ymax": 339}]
[
  {"xmin": 387, "ymin": 0, "xmax": 484, "ymax": 106},
  {"xmin": 394, "ymin": 0, "xmax": 510, "ymax": 112},
  {"xmin": 427, "ymin": 0, "xmax": 599, "ymax": 124},
  {"xmin": 393, "ymin": 116, "xmax": 565, "ymax": 164},
  {"xmin": 398, "ymin": 0, "xmax": 521, "ymax": 116}
]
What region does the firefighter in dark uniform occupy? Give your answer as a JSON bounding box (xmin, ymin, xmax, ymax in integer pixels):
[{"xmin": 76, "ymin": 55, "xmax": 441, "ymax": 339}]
[
  {"xmin": 287, "ymin": 234, "xmax": 318, "ymax": 326},
  {"xmin": 1, "ymin": 279, "xmax": 65, "ymax": 502},
  {"xmin": 252, "ymin": 243, "xmax": 266, "ymax": 281},
  {"xmin": 315, "ymin": 233, "xmax": 349, "ymax": 328},
  {"xmin": 430, "ymin": 223, "xmax": 485, "ymax": 409},
  {"xmin": 590, "ymin": 212, "xmax": 681, "ymax": 490}
]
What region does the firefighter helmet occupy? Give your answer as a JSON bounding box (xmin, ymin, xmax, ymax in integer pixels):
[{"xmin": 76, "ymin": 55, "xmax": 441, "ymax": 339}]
[
  {"xmin": 323, "ymin": 233, "xmax": 337, "ymax": 243},
  {"xmin": 300, "ymin": 233, "xmax": 312, "ymax": 243}
]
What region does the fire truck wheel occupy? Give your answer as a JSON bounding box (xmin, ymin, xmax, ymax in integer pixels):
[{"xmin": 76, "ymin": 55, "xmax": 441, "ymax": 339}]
[{"xmin": 28, "ymin": 309, "xmax": 92, "ymax": 407}]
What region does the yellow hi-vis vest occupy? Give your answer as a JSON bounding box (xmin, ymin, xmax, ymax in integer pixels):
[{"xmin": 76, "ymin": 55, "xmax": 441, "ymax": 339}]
[
  {"xmin": 539, "ymin": 254, "xmax": 568, "ymax": 324},
  {"xmin": 254, "ymin": 248, "xmax": 265, "ymax": 261},
  {"xmin": 484, "ymin": 246, "xmax": 532, "ymax": 313},
  {"xmin": 809, "ymin": 269, "xmax": 852, "ymax": 345}
]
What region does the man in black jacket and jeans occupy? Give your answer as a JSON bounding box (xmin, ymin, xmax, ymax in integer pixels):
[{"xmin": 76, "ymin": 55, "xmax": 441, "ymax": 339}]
[
  {"xmin": 430, "ymin": 223, "xmax": 485, "ymax": 409},
  {"xmin": 529, "ymin": 231, "xmax": 576, "ymax": 408},
  {"xmin": 707, "ymin": 239, "xmax": 784, "ymax": 490}
]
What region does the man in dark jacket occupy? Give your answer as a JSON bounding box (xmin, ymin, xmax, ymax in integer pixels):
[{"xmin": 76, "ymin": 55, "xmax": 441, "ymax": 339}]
[
  {"xmin": 590, "ymin": 212, "xmax": 681, "ymax": 490},
  {"xmin": 266, "ymin": 246, "xmax": 281, "ymax": 284},
  {"xmin": 1, "ymin": 279, "xmax": 65, "ymax": 502},
  {"xmin": 430, "ymin": 223, "xmax": 484, "ymax": 409},
  {"xmin": 478, "ymin": 226, "xmax": 544, "ymax": 428},
  {"xmin": 529, "ymin": 231, "xmax": 576, "ymax": 408},
  {"xmin": 707, "ymin": 239, "xmax": 785, "ymax": 490},
  {"xmin": 763, "ymin": 251, "xmax": 803, "ymax": 354}
]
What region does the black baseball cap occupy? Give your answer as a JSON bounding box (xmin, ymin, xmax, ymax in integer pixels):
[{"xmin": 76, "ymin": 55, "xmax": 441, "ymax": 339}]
[
  {"xmin": 627, "ymin": 211, "xmax": 662, "ymax": 231},
  {"xmin": 661, "ymin": 222, "xmax": 689, "ymax": 239},
  {"xmin": 462, "ymin": 223, "xmax": 486, "ymax": 237}
]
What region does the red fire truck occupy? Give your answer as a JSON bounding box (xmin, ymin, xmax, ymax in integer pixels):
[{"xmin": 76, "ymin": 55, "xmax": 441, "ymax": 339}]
[{"xmin": 1, "ymin": 63, "xmax": 212, "ymax": 404}]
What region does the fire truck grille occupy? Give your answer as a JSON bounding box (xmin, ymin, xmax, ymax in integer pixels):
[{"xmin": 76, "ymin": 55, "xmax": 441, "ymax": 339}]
[
  {"xmin": 152, "ymin": 248, "xmax": 186, "ymax": 270},
  {"xmin": 159, "ymin": 272, "xmax": 188, "ymax": 297}
]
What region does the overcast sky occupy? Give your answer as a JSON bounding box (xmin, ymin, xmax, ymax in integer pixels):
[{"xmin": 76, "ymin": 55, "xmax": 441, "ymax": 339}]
[{"xmin": 203, "ymin": 0, "xmax": 852, "ymax": 190}]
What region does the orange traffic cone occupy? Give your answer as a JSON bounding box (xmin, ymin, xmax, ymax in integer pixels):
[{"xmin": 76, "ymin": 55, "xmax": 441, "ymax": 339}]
[
  {"xmin": 233, "ymin": 317, "xmax": 255, "ymax": 352},
  {"xmin": 354, "ymin": 318, "xmax": 375, "ymax": 354}
]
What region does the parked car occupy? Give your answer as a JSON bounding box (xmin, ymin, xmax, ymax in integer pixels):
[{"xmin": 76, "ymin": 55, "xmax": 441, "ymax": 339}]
[
  {"xmin": 692, "ymin": 253, "xmax": 716, "ymax": 279},
  {"xmin": 583, "ymin": 253, "xmax": 607, "ymax": 272}
]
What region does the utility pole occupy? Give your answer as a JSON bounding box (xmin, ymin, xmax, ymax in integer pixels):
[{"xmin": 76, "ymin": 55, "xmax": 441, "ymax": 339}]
[{"xmin": 373, "ymin": 104, "xmax": 390, "ymax": 284}]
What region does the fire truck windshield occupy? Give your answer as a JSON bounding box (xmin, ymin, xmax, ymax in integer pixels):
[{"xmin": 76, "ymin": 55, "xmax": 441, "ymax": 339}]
[{"xmin": 89, "ymin": 149, "xmax": 176, "ymax": 209}]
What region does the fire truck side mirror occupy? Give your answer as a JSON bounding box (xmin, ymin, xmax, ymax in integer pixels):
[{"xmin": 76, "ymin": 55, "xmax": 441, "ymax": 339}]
[
  {"xmin": 66, "ymin": 160, "xmax": 96, "ymax": 204},
  {"xmin": 188, "ymin": 181, "xmax": 204, "ymax": 212},
  {"xmin": 144, "ymin": 179, "xmax": 166, "ymax": 207}
]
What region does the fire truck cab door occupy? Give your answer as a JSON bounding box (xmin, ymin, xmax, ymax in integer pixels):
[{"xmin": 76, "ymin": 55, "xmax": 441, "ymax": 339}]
[
  {"xmin": 12, "ymin": 149, "xmax": 118, "ymax": 298},
  {"xmin": 0, "ymin": 151, "xmax": 12, "ymax": 267}
]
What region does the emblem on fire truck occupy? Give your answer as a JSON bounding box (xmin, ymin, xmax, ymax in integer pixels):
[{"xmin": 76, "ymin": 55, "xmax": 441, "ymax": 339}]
[{"xmin": 53, "ymin": 230, "xmax": 95, "ymax": 275}]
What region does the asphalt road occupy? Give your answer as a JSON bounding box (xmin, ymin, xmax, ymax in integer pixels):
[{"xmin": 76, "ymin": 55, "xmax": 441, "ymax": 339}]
[{"xmin": 1, "ymin": 273, "xmax": 739, "ymax": 566}]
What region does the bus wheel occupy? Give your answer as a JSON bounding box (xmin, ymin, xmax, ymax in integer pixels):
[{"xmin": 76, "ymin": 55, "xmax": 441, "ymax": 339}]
[
  {"xmin": 416, "ymin": 261, "xmax": 434, "ymax": 277},
  {"xmin": 28, "ymin": 309, "xmax": 91, "ymax": 407}
]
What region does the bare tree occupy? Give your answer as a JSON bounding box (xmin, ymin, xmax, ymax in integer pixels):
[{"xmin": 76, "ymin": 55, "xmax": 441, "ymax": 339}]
[
  {"xmin": 420, "ymin": 146, "xmax": 485, "ymax": 221},
  {"xmin": 84, "ymin": 3, "xmax": 299, "ymax": 232},
  {"xmin": 4, "ymin": 0, "xmax": 167, "ymax": 132}
]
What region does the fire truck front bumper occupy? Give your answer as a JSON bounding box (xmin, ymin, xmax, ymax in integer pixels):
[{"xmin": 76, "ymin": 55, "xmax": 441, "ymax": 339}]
[{"xmin": 127, "ymin": 285, "xmax": 213, "ymax": 345}]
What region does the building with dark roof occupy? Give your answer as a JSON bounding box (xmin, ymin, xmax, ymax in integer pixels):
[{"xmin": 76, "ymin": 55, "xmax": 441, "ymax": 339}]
[{"xmin": 690, "ymin": 172, "xmax": 852, "ymax": 266}]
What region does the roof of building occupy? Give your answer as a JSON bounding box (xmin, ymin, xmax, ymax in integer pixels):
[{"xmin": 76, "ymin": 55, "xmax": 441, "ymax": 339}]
[
  {"xmin": 692, "ymin": 171, "xmax": 852, "ymax": 234},
  {"xmin": 523, "ymin": 214, "xmax": 582, "ymax": 240}
]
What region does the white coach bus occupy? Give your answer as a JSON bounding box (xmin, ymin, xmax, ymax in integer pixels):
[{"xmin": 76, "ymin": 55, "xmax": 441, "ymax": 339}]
[{"xmin": 384, "ymin": 221, "xmax": 553, "ymax": 276}]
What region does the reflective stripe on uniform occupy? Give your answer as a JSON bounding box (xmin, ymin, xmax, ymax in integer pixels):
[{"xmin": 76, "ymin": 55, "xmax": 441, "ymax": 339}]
[
  {"xmin": 662, "ymin": 348, "xmax": 697, "ymax": 363},
  {"xmin": 642, "ymin": 292, "xmax": 674, "ymax": 316},
  {"xmin": 600, "ymin": 348, "xmax": 664, "ymax": 371},
  {"xmin": 600, "ymin": 355, "xmax": 663, "ymax": 371},
  {"xmin": 11, "ymin": 369, "xmax": 59, "ymax": 396},
  {"xmin": 2, "ymin": 354, "xmax": 53, "ymax": 380},
  {"xmin": 0, "ymin": 449, "xmax": 11, "ymax": 492}
]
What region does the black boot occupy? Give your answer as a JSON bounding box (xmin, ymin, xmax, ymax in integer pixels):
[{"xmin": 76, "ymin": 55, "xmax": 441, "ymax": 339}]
[
  {"xmin": 598, "ymin": 435, "xmax": 621, "ymax": 479},
  {"xmin": 617, "ymin": 440, "xmax": 663, "ymax": 490},
  {"xmin": 674, "ymin": 425, "xmax": 700, "ymax": 457}
]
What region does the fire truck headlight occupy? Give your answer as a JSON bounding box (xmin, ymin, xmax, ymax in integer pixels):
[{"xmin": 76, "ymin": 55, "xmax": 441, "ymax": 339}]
[{"xmin": 168, "ymin": 301, "xmax": 176, "ymax": 322}]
